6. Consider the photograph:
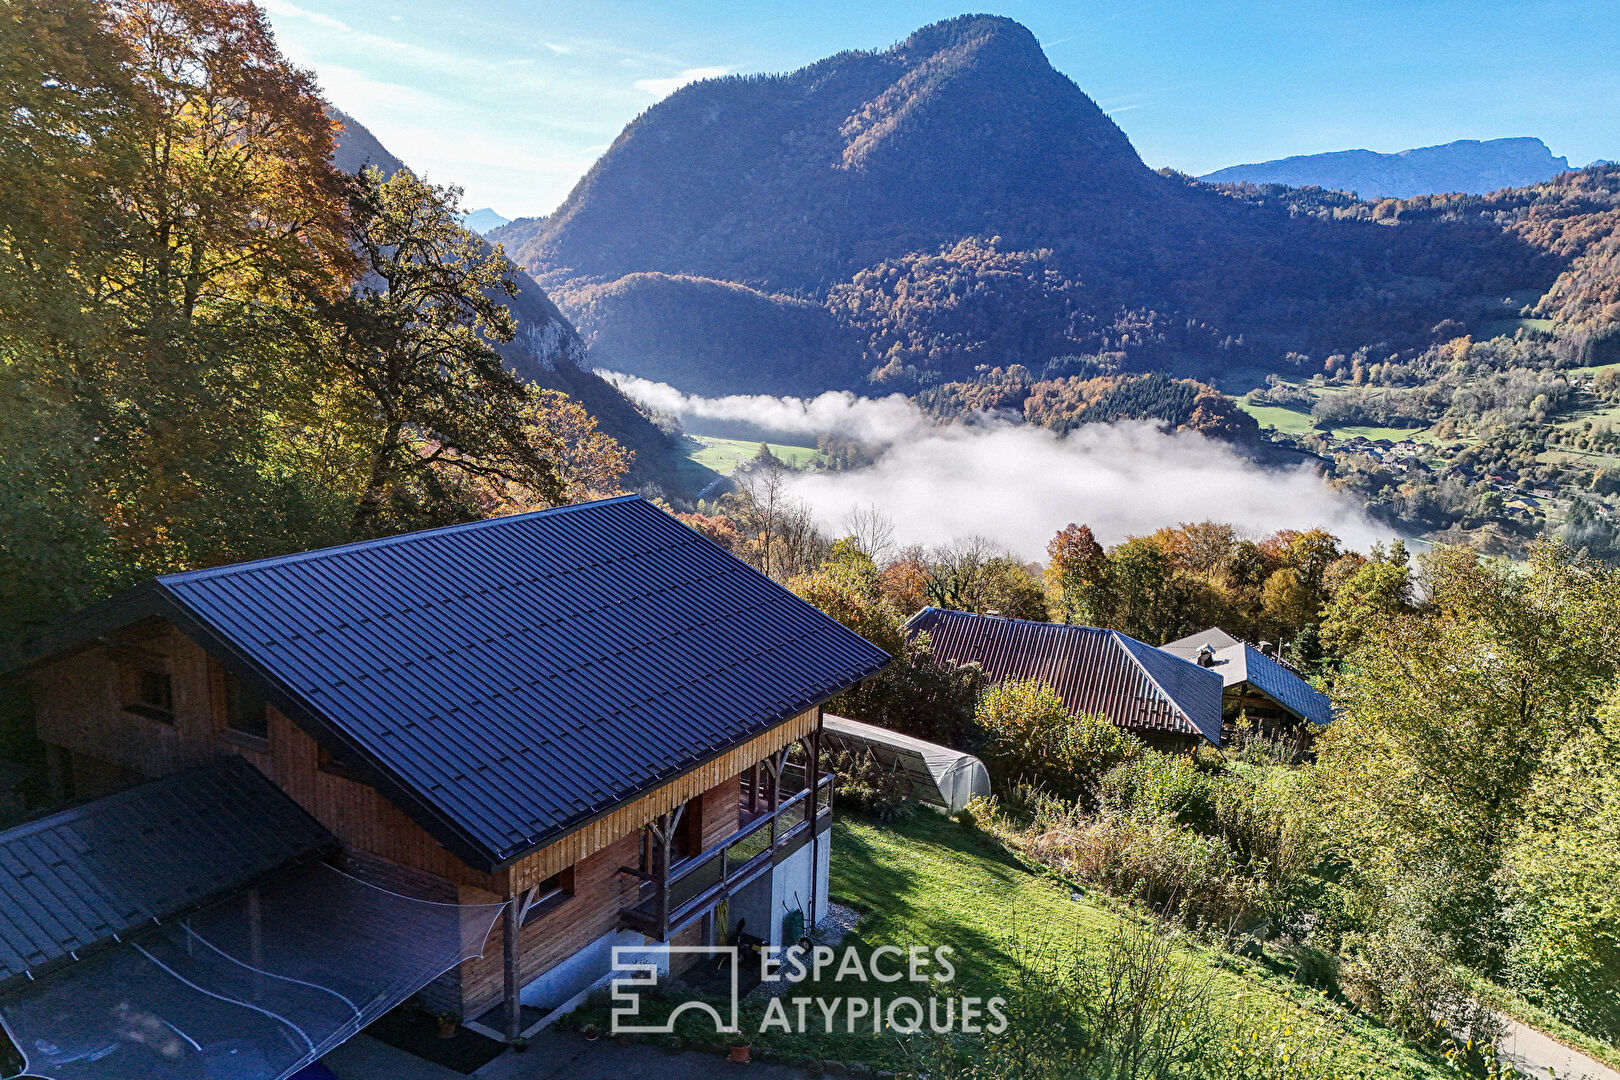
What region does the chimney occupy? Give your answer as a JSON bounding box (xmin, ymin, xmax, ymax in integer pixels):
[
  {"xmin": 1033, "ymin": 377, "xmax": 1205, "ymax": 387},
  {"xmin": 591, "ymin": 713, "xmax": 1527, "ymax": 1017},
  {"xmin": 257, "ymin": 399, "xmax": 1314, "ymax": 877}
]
[{"xmin": 1196, "ymin": 644, "xmax": 1216, "ymax": 668}]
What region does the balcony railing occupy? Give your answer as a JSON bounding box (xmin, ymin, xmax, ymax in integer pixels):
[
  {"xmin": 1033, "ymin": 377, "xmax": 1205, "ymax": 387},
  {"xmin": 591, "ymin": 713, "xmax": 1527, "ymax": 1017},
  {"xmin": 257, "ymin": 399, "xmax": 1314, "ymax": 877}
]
[{"xmin": 621, "ymin": 771, "xmax": 833, "ymax": 940}]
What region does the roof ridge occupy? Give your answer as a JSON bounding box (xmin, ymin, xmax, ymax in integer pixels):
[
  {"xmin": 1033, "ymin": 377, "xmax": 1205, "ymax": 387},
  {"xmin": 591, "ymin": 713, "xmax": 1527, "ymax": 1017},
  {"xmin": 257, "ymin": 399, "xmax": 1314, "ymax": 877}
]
[{"xmin": 159, "ymin": 494, "xmax": 648, "ymax": 585}]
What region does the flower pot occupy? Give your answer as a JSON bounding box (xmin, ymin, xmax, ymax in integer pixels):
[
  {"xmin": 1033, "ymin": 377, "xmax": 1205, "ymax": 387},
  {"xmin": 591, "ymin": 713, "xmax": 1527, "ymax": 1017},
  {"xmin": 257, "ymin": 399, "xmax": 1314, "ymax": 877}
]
[
  {"xmin": 436, "ymin": 1020, "xmax": 458, "ymax": 1040},
  {"xmin": 728, "ymin": 1042, "xmax": 751, "ymax": 1063}
]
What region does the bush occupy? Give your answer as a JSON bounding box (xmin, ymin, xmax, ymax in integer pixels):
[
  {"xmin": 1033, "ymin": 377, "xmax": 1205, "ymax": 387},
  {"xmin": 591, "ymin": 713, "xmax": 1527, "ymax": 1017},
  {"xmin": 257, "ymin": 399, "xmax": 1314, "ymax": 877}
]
[
  {"xmin": 1023, "ymin": 806, "xmax": 1259, "ymax": 933},
  {"xmin": 1212, "ymin": 766, "xmax": 1325, "ymax": 922},
  {"xmin": 1098, "ymin": 751, "xmax": 1218, "ymax": 828},
  {"xmin": 827, "ymin": 747, "xmax": 910, "ymax": 820},
  {"xmin": 1338, "ymin": 923, "xmax": 1500, "ymax": 1050},
  {"xmin": 832, "ymin": 637, "xmax": 983, "ymax": 748},
  {"xmin": 976, "ymin": 679, "xmax": 1143, "ymax": 804}
]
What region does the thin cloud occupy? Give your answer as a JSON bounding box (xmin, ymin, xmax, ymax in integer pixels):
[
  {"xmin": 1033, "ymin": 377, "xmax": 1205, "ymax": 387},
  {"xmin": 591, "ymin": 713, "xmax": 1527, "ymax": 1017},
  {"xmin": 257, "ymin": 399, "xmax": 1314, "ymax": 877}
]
[
  {"xmin": 634, "ymin": 66, "xmax": 732, "ymax": 98},
  {"xmin": 260, "ymin": 0, "xmax": 350, "ymax": 32}
]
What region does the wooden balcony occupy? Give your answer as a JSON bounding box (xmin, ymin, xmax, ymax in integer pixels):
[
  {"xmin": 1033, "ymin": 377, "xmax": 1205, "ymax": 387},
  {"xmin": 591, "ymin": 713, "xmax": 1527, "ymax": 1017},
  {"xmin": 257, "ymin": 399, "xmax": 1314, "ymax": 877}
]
[{"xmin": 620, "ymin": 771, "xmax": 833, "ymax": 940}]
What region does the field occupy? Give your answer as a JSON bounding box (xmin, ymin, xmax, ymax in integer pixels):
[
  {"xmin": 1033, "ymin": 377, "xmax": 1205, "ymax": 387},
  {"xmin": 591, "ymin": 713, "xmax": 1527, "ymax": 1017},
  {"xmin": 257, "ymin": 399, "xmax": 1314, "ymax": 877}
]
[
  {"xmin": 673, "ymin": 435, "xmax": 822, "ymax": 495},
  {"xmin": 1236, "ymin": 398, "xmax": 1427, "ymax": 443},
  {"xmin": 1237, "ymin": 402, "xmax": 1315, "ymax": 436}
]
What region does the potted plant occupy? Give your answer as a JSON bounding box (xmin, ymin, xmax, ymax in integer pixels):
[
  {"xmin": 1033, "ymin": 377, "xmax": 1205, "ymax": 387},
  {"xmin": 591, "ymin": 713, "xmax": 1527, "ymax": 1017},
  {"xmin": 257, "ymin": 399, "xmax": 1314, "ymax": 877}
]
[
  {"xmin": 582, "ymin": 1022, "xmax": 602, "ymax": 1042},
  {"xmin": 435, "ymin": 1012, "xmax": 459, "ymax": 1040},
  {"xmin": 727, "ymin": 1032, "xmax": 752, "ymax": 1063}
]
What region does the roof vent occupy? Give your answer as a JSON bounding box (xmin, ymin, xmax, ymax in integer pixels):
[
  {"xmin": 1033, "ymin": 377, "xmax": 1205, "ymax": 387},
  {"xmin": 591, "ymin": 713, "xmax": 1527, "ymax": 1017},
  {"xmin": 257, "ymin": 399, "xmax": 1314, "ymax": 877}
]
[{"xmin": 1195, "ymin": 644, "xmax": 1217, "ymax": 667}]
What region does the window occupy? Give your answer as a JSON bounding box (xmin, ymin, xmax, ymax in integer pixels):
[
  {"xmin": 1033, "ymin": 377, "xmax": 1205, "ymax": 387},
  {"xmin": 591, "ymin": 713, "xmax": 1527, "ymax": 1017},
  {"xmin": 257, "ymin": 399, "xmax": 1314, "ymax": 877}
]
[
  {"xmin": 520, "ymin": 868, "xmax": 575, "ymax": 925},
  {"xmin": 214, "ymin": 668, "xmax": 269, "ymax": 741},
  {"xmin": 120, "ymin": 663, "xmax": 174, "ymax": 722}
]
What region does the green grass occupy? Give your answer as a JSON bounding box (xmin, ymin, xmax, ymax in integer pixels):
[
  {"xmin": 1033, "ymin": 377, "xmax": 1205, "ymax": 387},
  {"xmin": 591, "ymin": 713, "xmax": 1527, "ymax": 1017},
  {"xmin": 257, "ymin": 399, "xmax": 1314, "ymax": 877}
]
[
  {"xmin": 824, "ymin": 812, "xmax": 1452, "ymax": 1078},
  {"xmin": 1238, "ymin": 401, "xmax": 1317, "ymax": 436},
  {"xmin": 1478, "ymin": 317, "xmax": 1556, "ymax": 339},
  {"xmin": 1238, "ymin": 394, "xmax": 1427, "ymax": 443},
  {"xmin": 566, "ymin": 811, "xmax": 1456, "ymax": 1075},
  {"xmin": 671, "ymin": 435, "xmax": 822, "ymax": 496},
  {"xmin": 685, "ymin": 435, "xmax": 820, "ymax": 472},
  {"xmin": 1330, "ymin": 424, "xmax": 1427, "ymax": 442}
]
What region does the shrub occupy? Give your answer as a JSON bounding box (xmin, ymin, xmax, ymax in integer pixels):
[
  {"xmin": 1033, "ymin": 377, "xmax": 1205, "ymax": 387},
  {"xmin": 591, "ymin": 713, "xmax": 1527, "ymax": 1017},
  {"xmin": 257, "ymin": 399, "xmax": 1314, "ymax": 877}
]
[
  {"xmin": 1098, "ymin": 751, "xmax": 1218, "ymax": 828},
  {"xmin": 1024, "ymin": 806, "xmax": 1259, "ymax": 933},
  {"xmin": 833, "ymin": 637, "xmax": 983, "ymax": 748},
  {"xmin": 827, "ymin": 747, "xmax": 910, "ymax": 820},
  {"xmin": 976, "ymin": 679, "xmax": 1143, "ymax": 804},
  {"xmin": 1338, "ymin": 923, "xmax": 1500, "ymax": 1050},
  {"xmin": 1212, "ymin": 766, "xmax": 1325, "ymax": 922}
]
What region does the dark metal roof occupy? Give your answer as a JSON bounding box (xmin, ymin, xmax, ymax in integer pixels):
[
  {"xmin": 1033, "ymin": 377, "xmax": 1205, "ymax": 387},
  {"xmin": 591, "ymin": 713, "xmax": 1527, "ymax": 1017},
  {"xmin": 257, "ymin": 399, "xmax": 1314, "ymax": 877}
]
[
  {"xmin": 137, "ymin": 496, "xmax": 887, "ymax": 871},
  {"xmin": 907, "ymin": 608, "xmax": 1222, "ymax": 743},
  {"xmin": 1160, "ymin": 629, "xmax": 1335, "ymax": 726},
  {"xmin": 0, "ymin": 758, "xmax": 333, "ymax": 988}
]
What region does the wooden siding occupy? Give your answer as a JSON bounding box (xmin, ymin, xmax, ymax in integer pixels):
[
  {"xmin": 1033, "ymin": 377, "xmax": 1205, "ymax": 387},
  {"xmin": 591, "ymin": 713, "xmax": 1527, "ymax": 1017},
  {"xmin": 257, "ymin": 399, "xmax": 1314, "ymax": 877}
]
[
  {"xmin": 29, "ymin": 621, "xmax": 819, "ymax": 894},
  {"xmin": 497, "ymin": 707, "xmax": 818, "ymax": 895},
  {"xmin": 457, "ymin": 831, "xmax": 642, "ymax": 1018},
  {"xmin": 26, "ymin": 618, "xmax": 825, "ymax": 1016}
]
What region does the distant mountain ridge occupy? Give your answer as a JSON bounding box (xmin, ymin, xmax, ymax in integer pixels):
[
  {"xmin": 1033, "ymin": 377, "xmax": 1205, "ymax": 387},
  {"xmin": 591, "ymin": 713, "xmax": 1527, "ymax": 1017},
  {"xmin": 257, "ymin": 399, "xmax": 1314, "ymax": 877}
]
[
  {"xmin": 1200, "ymin": 137, "xmax": 1572, "ymax": 199},
  {"xmin": 490, "ymin": 15, "xmax": 1554, "ymax": 397},
  {"xmin": 461, "ymin": 208, "xmax": 510, "ymax": 234},
  {"xmin": 328, "ymin": 110, "xmax": 680, "ymax": 492}
]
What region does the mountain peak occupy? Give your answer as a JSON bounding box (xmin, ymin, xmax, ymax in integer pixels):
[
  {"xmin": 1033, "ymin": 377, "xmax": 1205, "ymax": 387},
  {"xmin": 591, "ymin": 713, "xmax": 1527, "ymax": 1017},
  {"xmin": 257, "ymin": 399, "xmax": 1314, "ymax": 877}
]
[
  {"xmin": 499, "ymin": 15, "xmax": 1150, "ymax": 292},
  {"xmin": 897, "ymin": 13, "xmax": 1044, "ymax": 58}
]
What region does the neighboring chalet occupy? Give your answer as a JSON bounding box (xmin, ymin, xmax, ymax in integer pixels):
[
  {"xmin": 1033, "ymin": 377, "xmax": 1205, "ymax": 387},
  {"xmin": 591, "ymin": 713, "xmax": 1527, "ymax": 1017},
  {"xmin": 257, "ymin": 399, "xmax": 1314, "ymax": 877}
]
[
  {"xmin": 907, "ymin": 608, "xmax": 1222, "ymax": 748},
  {"xmin": 0, "ymin": 496, "xmax": 888, "ymax": 1071},
  {"xmin": 1160, "ymin": 628, "xmax": 1334, "ymax": 733}
]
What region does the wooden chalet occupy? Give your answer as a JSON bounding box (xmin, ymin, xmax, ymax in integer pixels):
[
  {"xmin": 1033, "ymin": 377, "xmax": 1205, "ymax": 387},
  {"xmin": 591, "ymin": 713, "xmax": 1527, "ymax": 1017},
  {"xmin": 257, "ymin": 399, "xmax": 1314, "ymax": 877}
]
[
  {"xmin": 0, "ymin": 495, "xmax": 889, "ymax": 1062},
  {"xmin": 907, "ymin": 607, "xmax": 1223, "ymax": 748},
  {"xmin": 1159, "ymin": 628, "xmax": 1334, "ymax": 736}
]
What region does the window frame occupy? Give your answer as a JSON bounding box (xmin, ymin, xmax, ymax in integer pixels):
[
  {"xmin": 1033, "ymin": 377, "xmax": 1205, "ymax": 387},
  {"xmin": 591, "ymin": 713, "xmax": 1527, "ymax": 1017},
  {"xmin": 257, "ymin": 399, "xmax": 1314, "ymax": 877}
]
[
  {"xmin": 210, "ymin": 662, "xmax": 269, "ymax": 745},
  {"xmin": 119, "ymin": 661, "xmax": 174, "ymax": 723},
  {"xmin": 520, "ymin": 867, "xmax": 576, "ymax": 925}
]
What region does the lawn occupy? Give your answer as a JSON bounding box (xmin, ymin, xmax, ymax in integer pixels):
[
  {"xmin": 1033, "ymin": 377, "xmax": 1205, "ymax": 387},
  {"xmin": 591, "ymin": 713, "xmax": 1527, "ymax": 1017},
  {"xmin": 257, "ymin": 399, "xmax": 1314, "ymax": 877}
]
[
  {"xmin": 1238, "ymin": 399, "xmax": 1428, "ymax": 444},
  {"xmin": 684, "ymin": 435, "xmax": 820, "ymax": 473},
  {"xmin": 829, "ymin": 812, "xmax": 1453, "ymax": 1078},
  {"xmin": 1238, "ymin": 401, "xmax": 1316, "ymax": 436},
  {"xmin": 1330, "ymin": 423, "xmax": 1428, "ymax": 441},
  {"xmin": 571, "ymin": 812, "xmax": 1459, "ymax": 1076},
  {"xmin": 672, "ymin": 435, "xmax": 823, "ymax": 496}
]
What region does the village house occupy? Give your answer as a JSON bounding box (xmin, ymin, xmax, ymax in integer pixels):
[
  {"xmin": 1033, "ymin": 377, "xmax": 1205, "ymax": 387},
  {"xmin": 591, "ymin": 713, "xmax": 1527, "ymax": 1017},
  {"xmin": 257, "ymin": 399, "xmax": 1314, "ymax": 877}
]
[
  {"xmin": 1159, "ymin": 628, "xmax": 1335, "ymax": 736},
  {"xmin": 0, "ymin": 496, "xmax": 889, "ymax": 1074},
  {"xmin": 907, "ymin": 608, "xmax": 1223, "ymax": 748}
]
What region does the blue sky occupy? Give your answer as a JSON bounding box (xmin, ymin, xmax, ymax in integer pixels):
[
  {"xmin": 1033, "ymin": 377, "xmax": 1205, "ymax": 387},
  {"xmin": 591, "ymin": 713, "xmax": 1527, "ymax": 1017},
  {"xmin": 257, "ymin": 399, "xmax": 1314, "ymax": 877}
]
[{"xmin": 262, "ymin": 0, "xmax": 1620, "ymax": 218}]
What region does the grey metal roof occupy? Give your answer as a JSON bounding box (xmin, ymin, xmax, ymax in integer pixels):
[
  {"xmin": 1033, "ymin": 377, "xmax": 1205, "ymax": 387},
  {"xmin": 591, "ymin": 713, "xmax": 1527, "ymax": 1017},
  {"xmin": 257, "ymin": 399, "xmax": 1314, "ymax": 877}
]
[
  {"xmin": 907, "ymin": 608, "xmax": 1223, "ymax": 743},
  {"xmin": 1160, "ymin": 628, "xmax": 1335, "ymax": 726},
  {"xmin": 137, "ymin": 496, "xmax": 887, "ymax": 871},
  {"xmin": 0, "ymin": 758, "xmax": 333, "ymax": 987}
]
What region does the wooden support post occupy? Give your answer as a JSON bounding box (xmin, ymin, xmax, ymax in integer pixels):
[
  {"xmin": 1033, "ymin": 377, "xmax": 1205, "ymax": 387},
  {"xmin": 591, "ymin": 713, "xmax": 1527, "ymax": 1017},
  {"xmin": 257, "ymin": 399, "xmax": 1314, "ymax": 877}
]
[
  {"xmin": 502, "ymin": 898, "xmax": 522, "ymax": 1043},
  {"xmin": 646, "ymin": 805, "xmax": 684, "ymax": 939},
  {"xmin": 808, "ymin": 726, "xmax": 822, "ymax": 929}
]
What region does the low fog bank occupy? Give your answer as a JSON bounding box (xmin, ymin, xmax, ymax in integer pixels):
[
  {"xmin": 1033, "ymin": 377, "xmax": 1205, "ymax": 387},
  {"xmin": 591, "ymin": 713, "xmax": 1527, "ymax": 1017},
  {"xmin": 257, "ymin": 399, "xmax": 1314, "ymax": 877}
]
[
  {"xmin": 605, "ymin": 372, "xmax": 1392, "ymax": 558},
  {"xmin": 604, "ymin": 371, "xmax": 918, "ymax": 446}
]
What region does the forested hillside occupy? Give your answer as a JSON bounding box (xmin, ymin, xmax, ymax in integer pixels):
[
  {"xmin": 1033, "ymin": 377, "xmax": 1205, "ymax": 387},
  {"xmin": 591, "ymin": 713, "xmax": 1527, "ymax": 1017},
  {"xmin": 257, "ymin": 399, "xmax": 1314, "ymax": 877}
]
[
  {"xmin": 0, "ymin": 0, "xmax": 661, "ymax": 638},
  {"xmin": 328, "ymin": 110, "xmax": 682, "ymax": 492},
  {"xmin": 492, "ymin": 15, "xmax": 1588, "ymax": 396}
]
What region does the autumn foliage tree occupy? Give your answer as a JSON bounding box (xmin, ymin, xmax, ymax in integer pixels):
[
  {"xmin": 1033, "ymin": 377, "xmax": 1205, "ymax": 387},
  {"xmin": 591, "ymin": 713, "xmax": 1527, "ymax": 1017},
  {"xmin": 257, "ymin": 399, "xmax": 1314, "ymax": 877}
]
[{"xmin": 0, "ymin": 0, "xmax": 626, "ymax": 637}]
